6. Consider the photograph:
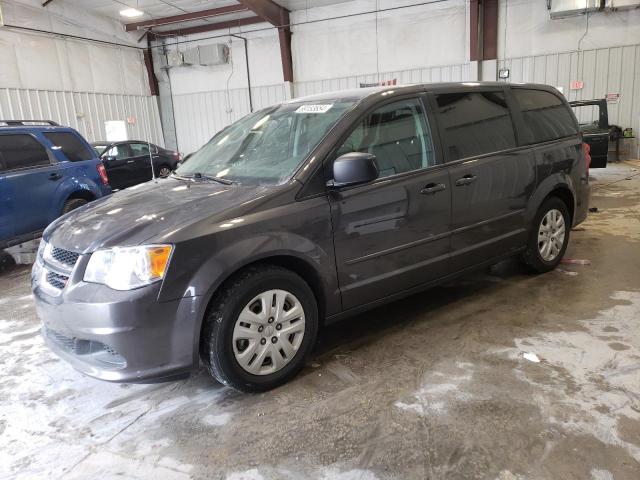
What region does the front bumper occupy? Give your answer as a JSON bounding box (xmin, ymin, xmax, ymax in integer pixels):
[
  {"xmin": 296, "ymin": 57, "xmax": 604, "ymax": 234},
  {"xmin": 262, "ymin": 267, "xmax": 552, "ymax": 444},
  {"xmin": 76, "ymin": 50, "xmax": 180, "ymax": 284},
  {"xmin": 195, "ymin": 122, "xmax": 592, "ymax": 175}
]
[{"xmin": 32, "ymin": 251, "xmax": 202, "ymax": 383}]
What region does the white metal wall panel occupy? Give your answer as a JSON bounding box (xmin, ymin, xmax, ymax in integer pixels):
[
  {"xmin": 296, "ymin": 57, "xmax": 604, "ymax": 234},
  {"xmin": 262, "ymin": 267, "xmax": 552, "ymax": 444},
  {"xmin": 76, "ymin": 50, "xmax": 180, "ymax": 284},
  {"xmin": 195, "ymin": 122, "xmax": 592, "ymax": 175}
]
[
  {"xmin": 0, "ymin": 88, "xmax": 163, "ymax": 147},
  {"xmin": 172, "ymin": 63, "xmax": 471, "ymax": 154},
  {"xmin": 172, "ymin": 84, "xmax": 290, "ymax": 154},
  {"xmin": 500, "ymin": 45, "xmax": 640, "ymax": 156},
  {"xmin": 293, "ymin": 62, "xmax": 471, "ymax": 98}
]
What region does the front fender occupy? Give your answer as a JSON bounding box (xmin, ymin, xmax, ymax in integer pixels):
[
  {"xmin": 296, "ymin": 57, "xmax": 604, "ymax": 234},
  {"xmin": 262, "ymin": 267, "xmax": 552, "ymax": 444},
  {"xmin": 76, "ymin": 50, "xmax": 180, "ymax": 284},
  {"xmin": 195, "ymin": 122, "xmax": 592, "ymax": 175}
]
[
  {"xmin": 49, "ymin": 176, "xmax": 104, "ymax": 222},
  {"xmin": 167, "ymin": 231, "xmax": 339, "ymax": 369}
]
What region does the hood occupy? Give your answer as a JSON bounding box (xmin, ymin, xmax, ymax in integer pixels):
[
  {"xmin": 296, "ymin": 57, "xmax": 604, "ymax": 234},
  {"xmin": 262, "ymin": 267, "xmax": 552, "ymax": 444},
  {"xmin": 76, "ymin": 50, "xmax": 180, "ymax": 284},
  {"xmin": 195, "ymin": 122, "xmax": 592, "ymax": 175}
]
[{"xmin": 45, "ymin": 177, "xmax": 270, "ymax": 253}]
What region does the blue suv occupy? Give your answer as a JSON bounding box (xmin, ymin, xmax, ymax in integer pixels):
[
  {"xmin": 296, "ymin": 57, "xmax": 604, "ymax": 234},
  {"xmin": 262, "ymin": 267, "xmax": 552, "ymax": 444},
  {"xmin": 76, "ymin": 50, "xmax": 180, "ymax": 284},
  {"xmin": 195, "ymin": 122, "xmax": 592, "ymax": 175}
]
[{"xmin": 0, "ymin": 120, "xmax": 111, "ymax": 249}]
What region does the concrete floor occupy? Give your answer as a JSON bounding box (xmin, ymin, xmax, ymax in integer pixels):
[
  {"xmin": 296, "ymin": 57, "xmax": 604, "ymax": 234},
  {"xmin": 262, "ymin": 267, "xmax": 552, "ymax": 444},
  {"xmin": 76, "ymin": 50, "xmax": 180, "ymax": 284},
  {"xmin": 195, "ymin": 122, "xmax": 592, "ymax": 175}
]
[{"xmin": 2, "ymin": 162, "xmax": 640, "ymax": 480}]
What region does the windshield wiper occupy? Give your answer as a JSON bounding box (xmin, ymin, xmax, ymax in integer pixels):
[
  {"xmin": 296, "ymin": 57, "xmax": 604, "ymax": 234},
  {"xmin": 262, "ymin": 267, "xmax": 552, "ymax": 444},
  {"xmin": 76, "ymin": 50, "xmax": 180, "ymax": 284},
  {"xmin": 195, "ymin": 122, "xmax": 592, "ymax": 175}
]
[{"xmin": 192, "ymin": 172, "xmax": 234, "ymax": 185}]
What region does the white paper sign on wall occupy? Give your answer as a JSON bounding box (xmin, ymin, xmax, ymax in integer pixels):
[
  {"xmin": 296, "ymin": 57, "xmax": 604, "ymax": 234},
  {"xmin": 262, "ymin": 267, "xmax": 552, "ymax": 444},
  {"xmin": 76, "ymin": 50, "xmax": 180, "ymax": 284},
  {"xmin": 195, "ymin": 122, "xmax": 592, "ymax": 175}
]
[{"xmin": 105, "ymin": 121, "xmax": 128, "ymax": 142}]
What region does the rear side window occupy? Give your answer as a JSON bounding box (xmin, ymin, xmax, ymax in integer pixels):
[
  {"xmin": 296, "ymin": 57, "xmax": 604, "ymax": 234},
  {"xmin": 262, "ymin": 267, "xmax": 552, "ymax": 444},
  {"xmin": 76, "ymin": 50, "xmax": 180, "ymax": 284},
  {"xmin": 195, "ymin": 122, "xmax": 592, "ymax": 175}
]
[
  {"xmin": 130, "ymin": 143, "xmax": 157, "ymax": 156},
  {"xmin": 44, "ymin": 132, "xmax": 94, "ymax": 162},
  {"xmin": 512, "ymin": 89, "xmax": 578, "ymax": 144},
  {"xmin": 435, "ymin": 91, "xmax": 516, "ymax": 161},
  {"xmin": 0, "ymin": 134, "xmax": 49, "ymax": 171}
]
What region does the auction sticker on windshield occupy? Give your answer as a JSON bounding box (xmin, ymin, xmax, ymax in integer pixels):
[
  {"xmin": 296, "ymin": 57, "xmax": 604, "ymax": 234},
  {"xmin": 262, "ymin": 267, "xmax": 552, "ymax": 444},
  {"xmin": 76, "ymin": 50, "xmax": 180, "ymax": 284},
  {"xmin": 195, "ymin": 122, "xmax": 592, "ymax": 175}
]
[{"xmin": 295, "ymin": 104, "xmax": 333, "ymax": 114}]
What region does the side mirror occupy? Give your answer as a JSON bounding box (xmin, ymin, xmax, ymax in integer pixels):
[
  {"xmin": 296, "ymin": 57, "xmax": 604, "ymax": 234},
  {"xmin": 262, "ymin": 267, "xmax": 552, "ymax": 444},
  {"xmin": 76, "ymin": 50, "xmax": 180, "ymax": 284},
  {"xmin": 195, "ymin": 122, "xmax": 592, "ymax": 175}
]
[
  {"xmin": 329, "ymin": 152, "xmax": 379, "ymax": 188},
  {"xmin": 103, "ymin": 155, "xmax": 116, "ymax": 162}
]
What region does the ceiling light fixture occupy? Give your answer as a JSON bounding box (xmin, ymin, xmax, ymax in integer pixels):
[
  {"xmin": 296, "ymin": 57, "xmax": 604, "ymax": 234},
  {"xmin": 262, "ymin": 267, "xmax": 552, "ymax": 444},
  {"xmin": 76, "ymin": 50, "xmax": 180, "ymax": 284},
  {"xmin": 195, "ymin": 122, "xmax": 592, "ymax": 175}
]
[{"xmin": 120, "ymin": 8, "xmax": 144, "ymax": 18}]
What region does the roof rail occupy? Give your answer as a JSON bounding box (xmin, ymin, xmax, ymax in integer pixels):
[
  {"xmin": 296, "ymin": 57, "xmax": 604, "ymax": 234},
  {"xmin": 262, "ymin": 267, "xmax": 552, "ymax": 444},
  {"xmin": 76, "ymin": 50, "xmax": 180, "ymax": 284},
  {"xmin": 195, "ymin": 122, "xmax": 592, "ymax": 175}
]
[{"xmin": 0, "ymin": 120, "xmax": 60, "ymax": 127}]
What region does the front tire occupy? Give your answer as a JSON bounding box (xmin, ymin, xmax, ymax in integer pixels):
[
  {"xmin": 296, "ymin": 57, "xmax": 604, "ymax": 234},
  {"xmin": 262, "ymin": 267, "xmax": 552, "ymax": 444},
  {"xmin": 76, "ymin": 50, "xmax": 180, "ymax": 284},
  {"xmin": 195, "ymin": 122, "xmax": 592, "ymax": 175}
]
[
  {"xmin": 522, "ymin": 197, "xmax": 570, "ymax": 273},
  {"xmin": 61, "ymin": 198, "xmax": 88, "ymax": 215},
  {"xmin": 200, "ymin": 265, "xmax": 318, "ymax": 392}
]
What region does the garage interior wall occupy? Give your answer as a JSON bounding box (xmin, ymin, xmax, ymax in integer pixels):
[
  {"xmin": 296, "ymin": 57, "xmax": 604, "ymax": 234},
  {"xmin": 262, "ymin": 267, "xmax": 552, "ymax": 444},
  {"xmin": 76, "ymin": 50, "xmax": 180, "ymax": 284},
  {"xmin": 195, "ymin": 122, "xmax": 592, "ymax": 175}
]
[
  {"xmin": 0, "ymin": 0, "xmax": 163, "ymax": 146},
  {"xmin": 498, "ymin": 0, "xmax": 640, "ymax": 155},
  {"xmin": 161, "ymin": 0, "xmax": 470, "ymax": 154},
  {"xmin": 158, "ymin": 0, "xmax": 639, "ymax": 156}
]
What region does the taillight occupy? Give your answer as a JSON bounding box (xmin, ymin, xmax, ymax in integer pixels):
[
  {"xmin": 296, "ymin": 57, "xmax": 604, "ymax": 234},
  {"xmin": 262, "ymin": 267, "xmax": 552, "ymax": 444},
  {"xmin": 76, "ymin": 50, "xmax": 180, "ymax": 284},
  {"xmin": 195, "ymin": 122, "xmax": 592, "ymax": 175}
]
[
  {"xmin": 97, "ymin": 163, "xmax": 109, "ymax": 186},
  {"xmin": 582, "ymin": 142, "xmax": 591, "ymax": 173}
]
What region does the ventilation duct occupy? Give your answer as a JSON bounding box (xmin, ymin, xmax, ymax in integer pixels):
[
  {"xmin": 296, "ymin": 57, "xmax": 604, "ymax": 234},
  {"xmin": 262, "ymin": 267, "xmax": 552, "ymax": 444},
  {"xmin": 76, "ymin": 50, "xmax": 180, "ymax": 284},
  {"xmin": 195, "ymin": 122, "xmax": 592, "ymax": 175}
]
[
  {"xmin": 549, "ymin": 0, "xmax": 639, "ymax": 18},
  {"xmin": 550, "ymin": 0, "xmax": 603, "ymax": 18},
  {"xmin": 183, "ymin": 44, "xmax": 229, "ymax": 67}
]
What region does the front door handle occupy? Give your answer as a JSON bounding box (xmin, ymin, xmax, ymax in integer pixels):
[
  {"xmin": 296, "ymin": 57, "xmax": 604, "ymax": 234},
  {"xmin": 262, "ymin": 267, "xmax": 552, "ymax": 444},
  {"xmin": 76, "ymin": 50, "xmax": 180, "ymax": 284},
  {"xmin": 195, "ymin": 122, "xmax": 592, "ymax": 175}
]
[
  {"xmin": 420, "ymin": 183, "xmax": 446, "ymax": 195},
  {"xmin": 455, "ymin": 174, "xmax": 477, "ymax": 186},
  {"xmin": 48, "ymin": 172, "xmax": 62, "ymax": 181},
  {"xmin": 127, "ymin": 160, "xmax": 135, "ymax": 164}
]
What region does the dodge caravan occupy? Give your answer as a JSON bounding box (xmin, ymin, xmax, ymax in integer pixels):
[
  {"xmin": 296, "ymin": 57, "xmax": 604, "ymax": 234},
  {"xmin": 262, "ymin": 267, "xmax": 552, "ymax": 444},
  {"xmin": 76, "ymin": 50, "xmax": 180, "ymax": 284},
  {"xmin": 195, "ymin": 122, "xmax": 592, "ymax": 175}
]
[{"xmin": 32, "ymin": 83, "xmax": 590, "ymax": 392}]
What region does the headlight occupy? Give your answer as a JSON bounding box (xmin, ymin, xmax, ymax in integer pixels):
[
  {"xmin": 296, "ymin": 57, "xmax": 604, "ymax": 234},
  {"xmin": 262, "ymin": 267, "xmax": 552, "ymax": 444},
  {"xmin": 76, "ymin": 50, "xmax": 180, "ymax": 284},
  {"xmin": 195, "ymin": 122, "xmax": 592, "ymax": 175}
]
[{"xmin": 84, "ymin": 245, "xmax": 173, "ymax": 290}]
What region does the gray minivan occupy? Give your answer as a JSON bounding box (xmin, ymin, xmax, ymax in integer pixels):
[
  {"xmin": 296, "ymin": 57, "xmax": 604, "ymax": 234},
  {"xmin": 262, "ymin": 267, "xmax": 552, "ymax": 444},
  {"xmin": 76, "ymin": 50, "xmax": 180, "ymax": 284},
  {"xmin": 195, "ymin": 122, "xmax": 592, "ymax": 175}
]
[{"xmin": 32, "ymin": 83, "xmax": 590, "ymax": 392}]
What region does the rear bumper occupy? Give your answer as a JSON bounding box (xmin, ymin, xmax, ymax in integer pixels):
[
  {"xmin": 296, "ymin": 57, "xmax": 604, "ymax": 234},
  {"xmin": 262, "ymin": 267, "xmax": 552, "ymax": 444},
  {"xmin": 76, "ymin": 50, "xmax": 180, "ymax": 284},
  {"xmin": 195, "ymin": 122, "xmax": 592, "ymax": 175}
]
[{"xmin": 32, "ymin": 263, "xmax": 202, "ymax": 383}]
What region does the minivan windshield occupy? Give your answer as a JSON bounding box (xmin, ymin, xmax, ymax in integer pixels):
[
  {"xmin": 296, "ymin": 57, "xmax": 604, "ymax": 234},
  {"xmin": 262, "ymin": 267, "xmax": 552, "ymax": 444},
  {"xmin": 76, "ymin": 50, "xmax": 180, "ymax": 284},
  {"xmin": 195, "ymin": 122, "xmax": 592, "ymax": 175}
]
[{"xmin": 175, "ymin": 100, "xmax": 356, "ymax": 185}]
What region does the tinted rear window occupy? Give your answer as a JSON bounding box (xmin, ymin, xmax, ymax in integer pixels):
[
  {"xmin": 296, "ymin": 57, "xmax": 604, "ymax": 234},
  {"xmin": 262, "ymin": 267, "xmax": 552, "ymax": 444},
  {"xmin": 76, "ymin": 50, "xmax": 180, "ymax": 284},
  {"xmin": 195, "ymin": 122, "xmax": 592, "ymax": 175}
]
[
  {"xmin": 44, "ymin": 132, "xmax": 94, "ymax": 162},
  {"xmin": 0, "ymin": 134, "xmax": 49, "ymax": 171},
  {"xmin": 435, "ymin": 91, "xmax": 516, "ymax": 161},
  {"xmin": 512, "ymin": 89, "xmax": 578, "ymax": 144}
]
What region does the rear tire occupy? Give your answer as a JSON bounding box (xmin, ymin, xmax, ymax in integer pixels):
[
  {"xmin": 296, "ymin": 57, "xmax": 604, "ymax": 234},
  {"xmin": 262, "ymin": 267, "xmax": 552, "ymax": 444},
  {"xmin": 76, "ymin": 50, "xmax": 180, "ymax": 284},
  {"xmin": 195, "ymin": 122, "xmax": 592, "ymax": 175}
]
[
  {"xmin": 61, "ymin": 198, "xmax": 88, "ymax": 215},
  {"xmin": 522, "ymin": 197, "xmax": 570, "ymax": 273},
  {"xmin": 158, "ymin": 165, "xmax": 172, "ymax": 177},
  {"xmin": 200, "ymin": 265, "xmax": 318, "ymax": 392}
]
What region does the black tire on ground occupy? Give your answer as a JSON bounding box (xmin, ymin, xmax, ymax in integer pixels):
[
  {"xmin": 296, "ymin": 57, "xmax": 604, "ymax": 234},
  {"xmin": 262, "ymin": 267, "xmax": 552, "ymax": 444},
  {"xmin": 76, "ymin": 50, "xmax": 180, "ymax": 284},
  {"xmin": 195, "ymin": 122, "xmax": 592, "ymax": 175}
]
[
  {"xmin": 157, "ymin": 165, "xmax": 172, "ymax": 177},
  {"xmin": 522, "ymin": 196, "xmax": 571, "ymax": 274},
  {"xmin": 200, "ymin": 265, "xmax": 319, "ymax": 393},
  {"xmin": 61, "ymin": 198, "xmax": 89, "ymax": 215}
]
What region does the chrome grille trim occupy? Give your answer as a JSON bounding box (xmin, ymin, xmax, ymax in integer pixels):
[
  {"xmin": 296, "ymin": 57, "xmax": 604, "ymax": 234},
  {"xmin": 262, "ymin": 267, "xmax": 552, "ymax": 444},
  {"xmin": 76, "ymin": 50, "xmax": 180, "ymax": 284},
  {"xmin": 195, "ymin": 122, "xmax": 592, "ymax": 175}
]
[
  {"xmin": 50, "ymin": 247, "xmax": 79, "ymax": 268},
  {"xmin": 46, "ymin": 271, "xmax": 68, "ymax": 290}
]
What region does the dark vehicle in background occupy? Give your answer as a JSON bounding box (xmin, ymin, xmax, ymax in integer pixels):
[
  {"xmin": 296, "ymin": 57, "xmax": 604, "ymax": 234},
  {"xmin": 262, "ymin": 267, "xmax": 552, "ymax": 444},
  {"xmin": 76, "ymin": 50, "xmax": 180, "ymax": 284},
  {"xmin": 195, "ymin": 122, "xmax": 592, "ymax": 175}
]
[
  {"xmin": 570, "ymin": 99, "xmax": 609, "ymax": 168},
  {"xmin": 33, "ymin": 83, "xmax": 589, "ymax": 393},
  {"xmin": 0, "ymin": 120, "xmax": 110, "ymax": 249},
  {"xmin": 92, "ymin": 140, "xmax": 181, "ymax": 190}
]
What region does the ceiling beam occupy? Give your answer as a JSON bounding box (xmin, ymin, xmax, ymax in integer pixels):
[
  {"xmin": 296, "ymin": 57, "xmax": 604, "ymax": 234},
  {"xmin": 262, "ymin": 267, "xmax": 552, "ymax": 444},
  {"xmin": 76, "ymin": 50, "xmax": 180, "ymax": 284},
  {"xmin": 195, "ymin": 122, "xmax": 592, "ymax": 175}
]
[
  {"xmin": 236, "ymin": 0, "xmax": 293, "ymax": 82},
  {"xmin": 152, "ymin": 16, "xmax": 265, "ymax": 37},
  {"xmin": 125, "ymin": 5, "xmax": 250, "ymax": 32}
]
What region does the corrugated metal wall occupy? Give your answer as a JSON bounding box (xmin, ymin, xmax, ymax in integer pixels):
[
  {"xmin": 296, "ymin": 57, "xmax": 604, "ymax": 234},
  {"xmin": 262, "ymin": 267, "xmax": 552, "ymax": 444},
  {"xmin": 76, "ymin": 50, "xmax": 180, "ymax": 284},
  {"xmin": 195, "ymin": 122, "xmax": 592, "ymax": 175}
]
[
  {"xmin": 0, "ymin": 88, "xmax": 164, "ymax": 147},
  {"xmin": 294, "ymin": 63, "xmax": 472, "ymax": 97},
  {"xmin": 172, "ymin": 84, "xmax": 291, "ymax": 155},
  {"xmin": 499, "ymin": 44, "xmax": 640, "ymax": 157},
  {"xmin": 173, "ymin": 62, "xmax": 471, "ymax": 154}
]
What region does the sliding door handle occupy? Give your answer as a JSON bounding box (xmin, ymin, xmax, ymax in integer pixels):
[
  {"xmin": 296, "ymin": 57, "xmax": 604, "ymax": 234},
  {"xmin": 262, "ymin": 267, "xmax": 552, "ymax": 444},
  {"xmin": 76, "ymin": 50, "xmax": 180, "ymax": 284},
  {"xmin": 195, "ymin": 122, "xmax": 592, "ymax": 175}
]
[
  {"xmin": 455, "ymin": 174, "xmax": 477, "ymax": 186},
  {"xmin": 420, "ymin": 183, "xmax": 446, "ymax": 195}
]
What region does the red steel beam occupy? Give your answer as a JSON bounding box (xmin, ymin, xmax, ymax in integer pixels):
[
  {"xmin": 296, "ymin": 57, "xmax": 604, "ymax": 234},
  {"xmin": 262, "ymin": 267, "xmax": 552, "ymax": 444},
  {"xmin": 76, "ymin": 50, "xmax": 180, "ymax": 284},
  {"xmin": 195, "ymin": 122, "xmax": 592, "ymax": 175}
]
[
  {"xmin": 470, "ymin": 0, "xmax": 498, "ymax": 62},
  {"xmin": 237, "ymin": 0, "xmax": 293, "ymax": 82},
  {"xmin": 152, "ymin": 16, "xmax": 265, "ymax": 37},
  {"xmin": 143, "ymin": 37, "xmax": 159, "ymax": 96},
  {"xmin": 125, "ymin": 5, "xmax": 249, "ymax": 31}
]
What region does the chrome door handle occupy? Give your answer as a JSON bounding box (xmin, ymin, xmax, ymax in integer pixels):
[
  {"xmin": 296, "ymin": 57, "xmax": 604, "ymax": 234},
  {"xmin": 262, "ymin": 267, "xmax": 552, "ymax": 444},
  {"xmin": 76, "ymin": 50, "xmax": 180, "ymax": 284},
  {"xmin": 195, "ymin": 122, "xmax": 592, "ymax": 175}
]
[
  {"xmin": 455, "ymin": 175, "xmax": 477, "ymax": 186},
  {"xmin": 127, "ymin": 160, "xmax": 135, "ymax": 163},
  {"xmin": 420, "ymin": 183, "xmax": 446, "ymax": 195}
]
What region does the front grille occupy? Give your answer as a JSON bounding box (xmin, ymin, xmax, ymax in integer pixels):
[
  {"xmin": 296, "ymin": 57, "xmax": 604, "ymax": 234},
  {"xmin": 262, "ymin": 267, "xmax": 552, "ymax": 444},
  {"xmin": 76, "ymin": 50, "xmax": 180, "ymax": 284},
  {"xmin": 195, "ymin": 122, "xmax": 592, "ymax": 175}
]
[
  {"xmin": 50, "ymin": 246, "xmax": 79, "ymax": 268},
  {"xmin": 46, "ymin": 271, "xmax": 68, "ymax": 290}
]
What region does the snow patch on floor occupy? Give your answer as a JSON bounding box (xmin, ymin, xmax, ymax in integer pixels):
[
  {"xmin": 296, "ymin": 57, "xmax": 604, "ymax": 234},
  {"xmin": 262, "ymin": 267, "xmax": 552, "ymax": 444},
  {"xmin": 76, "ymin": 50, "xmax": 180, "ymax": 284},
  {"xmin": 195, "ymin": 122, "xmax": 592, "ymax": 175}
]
[
  {"xmin": 203, "ymin": 411, "xmax": 232, "ymax": 426},
  {"xmin": 508, "ymin": 291, "xmax": 640, "ymax": 462},
  {"xmin": 394, "ymin": 364, "xmax": 474, "ymax": 416}
]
